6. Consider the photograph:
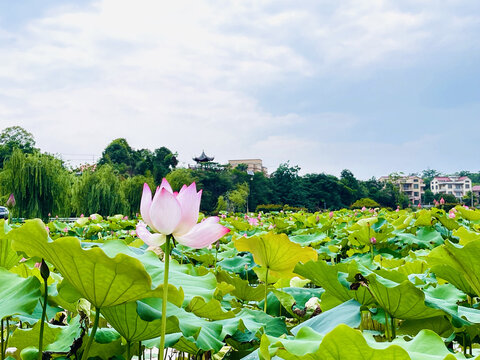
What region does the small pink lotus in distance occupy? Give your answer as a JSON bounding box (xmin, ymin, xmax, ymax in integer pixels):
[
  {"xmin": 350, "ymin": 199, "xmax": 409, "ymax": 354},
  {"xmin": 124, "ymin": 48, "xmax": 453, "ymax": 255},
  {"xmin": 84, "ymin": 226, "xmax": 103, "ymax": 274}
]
[
  {"xmin": 448, "ymin": 211, "xmax": 456, "ymax": 219},
  {"xmin": 136, "ymin": 179, "xmax": 230, "ymax": 249},
  {"xmin": 417, "ymin": 203, "xmax": 422, "ymax": 208},
  {"xmin": 361, "ymin": 206, "xmax": 367, "ymax": 211},
  {"xmin": 440, "ymin": 198, "xmax": 445, "ymax": 205},
  {"xmin": 329, "ymin": 211, "xmax": 334, "ymax": 218}
]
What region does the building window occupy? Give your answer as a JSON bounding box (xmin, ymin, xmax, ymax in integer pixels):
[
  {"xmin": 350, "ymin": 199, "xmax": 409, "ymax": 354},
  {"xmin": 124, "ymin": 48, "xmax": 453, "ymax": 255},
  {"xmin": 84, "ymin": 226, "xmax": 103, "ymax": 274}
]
[
  {"xmin": 414, "ymin": 184, "xmax": 419, "ymax": 189},
  {"xmin": 448, "ymin": 184, "xmax": 452, "ymax": 189},
  {"xmin": 466, "ymin": 184, "xmax": 470, "ymax": 189},
  {"xmin": 414, "ymin": 192, "xmax": 419, "ymax": 196},
  {"xmin": 414, "ymin": 179, "xmax": 418, "ymax": 182}
]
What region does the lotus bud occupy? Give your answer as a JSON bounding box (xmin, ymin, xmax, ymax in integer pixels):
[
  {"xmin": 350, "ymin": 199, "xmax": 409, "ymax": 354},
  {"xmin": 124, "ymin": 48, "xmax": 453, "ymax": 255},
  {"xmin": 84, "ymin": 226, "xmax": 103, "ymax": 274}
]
[
  {"xmin": 215, "ymin": 240, "xmax": 220, "ymax": 251},
  {"xmin": 40, "ymin": 259, "xmax": 50, "ymax": 281},
  {"xmin": 370, "ymin": 237, "xmax": 377, "ymax": 244},
  {"xmin": 440, "ymin": 197, "xmax": 445, "ymax": 205},
  {"xmin": 6, "ymin": 193, "xmax": 15, "ymax": 208}
]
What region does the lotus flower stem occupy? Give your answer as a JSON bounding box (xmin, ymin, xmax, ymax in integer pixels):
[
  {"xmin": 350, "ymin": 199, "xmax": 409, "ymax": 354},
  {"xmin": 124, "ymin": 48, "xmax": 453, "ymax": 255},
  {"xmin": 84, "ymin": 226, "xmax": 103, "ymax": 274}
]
[
  {"xmin": 4, "ymin": 319, "xmax": 9, "ymax": 355},
  {"xmin": 264, "ymin": 267, "xmax": 269, "ymax": 313},
  {"xmin": 390, "ymin": 315, "xmax": 396, "ymax": 339},
  {"xmin": 1, "ymin": 319, "xmax": 4, "ymax": 360},
  {"xmin": 158, "ymin": 234, "xmax": 172, "ymax": 360},
  {"xmin": 127, "ymin": 341, "xmax": 131, "ymax": 359},
  {"xmin": 81, "ymin": 307, "xmax": 101, "ymax": 360},
  {"xmin": 384, "ymin": 311, "xmax": 390, "ymax": 341},
  {"xmin": 38, "ymin": 275, "xmax": 49, "ymax": 359},
  {"xmin": 139, "ymin": 341, "xmax": 142, "ymax": 360}
]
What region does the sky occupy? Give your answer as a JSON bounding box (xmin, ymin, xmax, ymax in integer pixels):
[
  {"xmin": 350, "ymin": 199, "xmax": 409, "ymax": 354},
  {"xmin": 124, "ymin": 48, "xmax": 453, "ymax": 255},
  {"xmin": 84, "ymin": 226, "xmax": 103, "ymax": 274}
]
[{"xmin": 0, "ymin": 0, "xmax": 479, "ymax": 179}]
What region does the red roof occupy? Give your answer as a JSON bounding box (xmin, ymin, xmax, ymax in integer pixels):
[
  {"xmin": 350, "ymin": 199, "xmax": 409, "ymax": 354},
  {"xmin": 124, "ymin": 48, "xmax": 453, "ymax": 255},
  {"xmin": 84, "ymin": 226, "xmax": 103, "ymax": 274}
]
[
  {"xmin": 473, "ymin": 185, "xmax": 480, "ymax": 191},
  {"xmin": 434, "ymin": 177, "xmax": 451, "ymax": 181}
]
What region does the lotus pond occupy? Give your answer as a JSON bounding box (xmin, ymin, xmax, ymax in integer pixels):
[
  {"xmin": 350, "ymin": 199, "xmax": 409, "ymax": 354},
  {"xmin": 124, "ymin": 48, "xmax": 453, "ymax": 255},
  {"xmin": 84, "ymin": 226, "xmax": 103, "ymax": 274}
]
[{"xmin": 3, "ymin": 205, "xmax": 480, "ymax": 359}]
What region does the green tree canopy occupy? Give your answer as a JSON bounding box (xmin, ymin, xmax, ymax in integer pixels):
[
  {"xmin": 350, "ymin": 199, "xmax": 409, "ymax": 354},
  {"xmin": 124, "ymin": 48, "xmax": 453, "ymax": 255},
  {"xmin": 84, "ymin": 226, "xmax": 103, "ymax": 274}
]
[{"xmin": 0, "ymin": 149, "xmax": 72, "ymax": 219}]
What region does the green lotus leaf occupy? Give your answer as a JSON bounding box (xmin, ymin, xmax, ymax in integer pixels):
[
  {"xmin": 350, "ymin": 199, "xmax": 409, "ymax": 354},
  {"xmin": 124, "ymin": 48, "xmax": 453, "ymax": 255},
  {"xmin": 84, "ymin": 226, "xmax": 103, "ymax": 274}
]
[
  {"xmin": 294, "ymin": 260, "xmax": 374, "ymax": 310},
  {"xmin": 234, "ymin": 233, "xmax": 318, "ymax": 278},
  {"xmin": 291, "ymin": 299, "xmax": 362, "ymax": 336},
  {"xmin": 218, "ymin": 308, "xmax": 288, "ymax": 340},
  {"xmin": 366, "ymin": 273, "xmax": 444, "ymax": 320},
  {"xmin": 216, "ymin": 270, "xmax": 266, "ymax": 301},
  {"xmin": 10, "ymin": 219, "xmax": 183, "ymax": 308},
  {"xmin": 427, "ymin": 246, "xmax": 476, "ymax": 297},
  {"xmin": 101, "ymin": 301, "xmax": 166, "ymax": 343},
  {"xmin": 398, "ymin": 316, "xmax": 453, "ymax": 337},
  {"xmin": 258, "ymin": 324, "xmax": 410, "ymax": 360},
  {"xmin": 365, "ymin": 327, "xmax": 477, "ymax": 360},
  {"xmin": 432, "ymin": 208, "xmax": 460, "ymax": 231},
  {"xmin": 136, "ymin": 297, "xmax": 225, "ymax": 352},
  {"xmin": 45, "ymin": 315, "xmax": 84, "ymax": 353},
  {"xmin": 414, "ymin": 210, "xmax": 433, "ymax": 227},
  {"xmin": 260, "ymin": 287, "xmax": 324, "ymax": 318},
  {"xmin": 455, "ymin": 206, "xmax": 480, "ymax": 221},
  {"xmin": 185, "ymin": 297, "xmax": 235, "ymax": 320},
  {"xmin": 0, "ymin": 267, "xmax": 41, "ymax": 320},
  {"xmin": 9, "ymin": 321, "xmax": 62, "ymax": 358},
  {"xmin": 427, "ymin": 240, "xmax": 480, "ymax": 298},
  {"xmin": 289, "ymin": 233, "xmax": 328, "ymax": 246},
  {"xmin": 100, "ymin": 241, "xmax": 217, "ymax": 305},
  {"xmin": 0, "ymin": 220, "xmax": 23, "ymax": 269},
  {"xmin": 453, "ymin": 226, "xmax": 480, "ymax": 245}
]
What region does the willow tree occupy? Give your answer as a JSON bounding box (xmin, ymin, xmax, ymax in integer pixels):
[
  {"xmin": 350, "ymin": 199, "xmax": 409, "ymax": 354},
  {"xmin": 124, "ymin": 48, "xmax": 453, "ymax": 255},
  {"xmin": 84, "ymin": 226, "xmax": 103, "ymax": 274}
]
[
  {"xmin": 121, "ymin": 174, "xmax": 154, "ymax": 217},
  {"xmin": 0, "ymin": 149, "xmax": 72, "ymax": 219},
  {"xmin": 72, "ymin": 164, "xmax": 127, "ymax": 216}
]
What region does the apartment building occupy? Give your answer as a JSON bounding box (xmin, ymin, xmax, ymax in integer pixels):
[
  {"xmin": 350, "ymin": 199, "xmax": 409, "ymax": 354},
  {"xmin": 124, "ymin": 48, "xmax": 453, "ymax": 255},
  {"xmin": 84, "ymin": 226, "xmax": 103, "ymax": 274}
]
[
  {"xmin": 379, "ymin": 175, "xmax": 425, "ymax": 205},
  {"xmin": 228, "ymin": 159, "xmax": 268, "ymax": 176},
  {"xmin": 430, "ymin": 176, "xmax": 472, "ymax": 199}
]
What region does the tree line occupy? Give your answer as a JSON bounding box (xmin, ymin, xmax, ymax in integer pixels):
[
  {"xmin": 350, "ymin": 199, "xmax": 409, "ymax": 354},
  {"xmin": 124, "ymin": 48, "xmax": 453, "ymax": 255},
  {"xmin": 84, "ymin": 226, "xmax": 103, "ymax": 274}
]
[{"xmin": 0, "ymin": 126, "xmax": 477, "ymax": 219}]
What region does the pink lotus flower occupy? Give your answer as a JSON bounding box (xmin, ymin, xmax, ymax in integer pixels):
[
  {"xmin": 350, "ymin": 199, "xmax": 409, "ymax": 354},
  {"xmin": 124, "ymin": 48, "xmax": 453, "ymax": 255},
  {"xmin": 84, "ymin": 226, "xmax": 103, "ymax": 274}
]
[
  {"xmin": 448, "ymin": 211, "xmax": 456, "ymax": 219},
  {"xmin": 248, "ymin": 217, "xmax": 258, "ymax": 226},
  {"xmin": 440, "ymin": 197, "xmax": 445, "ymax": 205},
  {"xmin": 329, "ymin": 211, "xmax": 334, "ymax": 218},
  {"xmin": 417, "ymin": 203, "xmax": 422, "ymax": 208},
  {"xmin": 80, "ymin": 214, "xmax": 84, "ymax": 218},
  {"xmin": 63, "ymin": 227, "xmax": 68, "ymax": 233},
  {"xmin": 361, "ymin": 206, "xmax": 367, "ymax": 212},
  {"xmin": 370, "ymin": 237, "xmax": 377, "ymax": 244},
  {"xmin": 6, "ymin": 193, "xmax": 15, "ymax": 208},
  {"xmin": 136, "ymin": 179, "xmax": 230, "ymax": 249}
]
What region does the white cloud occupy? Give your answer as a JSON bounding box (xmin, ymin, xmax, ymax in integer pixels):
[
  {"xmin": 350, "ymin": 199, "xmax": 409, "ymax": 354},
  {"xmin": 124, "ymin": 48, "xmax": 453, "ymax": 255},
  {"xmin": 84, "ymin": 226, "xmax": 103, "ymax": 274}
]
[{"xmin": 0, "ymin": 0, "xmax": 478, "ymax": 175}]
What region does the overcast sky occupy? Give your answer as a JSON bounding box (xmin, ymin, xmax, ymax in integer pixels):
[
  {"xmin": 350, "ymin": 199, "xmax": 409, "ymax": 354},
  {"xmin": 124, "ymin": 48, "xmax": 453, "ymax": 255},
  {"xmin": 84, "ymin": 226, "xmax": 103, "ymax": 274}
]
[{"xmin": 0, "ymin": 0, "xmax": 479, "ymax": 179}]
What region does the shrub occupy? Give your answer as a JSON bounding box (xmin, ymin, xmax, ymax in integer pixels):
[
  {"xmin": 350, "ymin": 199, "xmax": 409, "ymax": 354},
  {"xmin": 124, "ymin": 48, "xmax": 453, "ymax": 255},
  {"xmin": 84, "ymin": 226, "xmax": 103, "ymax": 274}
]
[
  {"xmin": 255, "ymin": 204, "xmax": 283, "ymax": 212},
  {"xmin": 350, "ymin": 198, "xmax": 380, "ymax": 209}
]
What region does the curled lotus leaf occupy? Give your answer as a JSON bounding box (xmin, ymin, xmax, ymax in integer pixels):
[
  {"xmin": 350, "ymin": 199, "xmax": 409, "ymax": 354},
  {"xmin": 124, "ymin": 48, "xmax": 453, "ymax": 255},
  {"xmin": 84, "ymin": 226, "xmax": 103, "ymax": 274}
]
[{"xmin": 10, "ymin": 219, "xmax": 182, "ymax": 308}]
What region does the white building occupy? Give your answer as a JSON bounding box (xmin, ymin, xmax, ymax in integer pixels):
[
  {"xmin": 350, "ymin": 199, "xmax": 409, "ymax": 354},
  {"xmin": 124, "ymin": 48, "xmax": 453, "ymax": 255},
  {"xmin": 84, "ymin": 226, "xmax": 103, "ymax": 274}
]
[
  {"xmin": 430, "ymin": 176, "xmax": 472, "ymax": 199},
  {"xmin": 379, "ymin": 175, "xmax": 425, "ymax": 205}
]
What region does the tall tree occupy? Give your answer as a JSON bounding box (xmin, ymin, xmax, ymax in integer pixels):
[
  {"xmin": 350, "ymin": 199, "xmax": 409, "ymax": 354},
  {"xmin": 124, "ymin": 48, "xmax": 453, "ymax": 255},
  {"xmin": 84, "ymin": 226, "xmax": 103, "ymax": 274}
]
[
  {"xmin": 0, "ymin": 149, "xmax": 71, "ymax": 219},
  {"xmin": 98, "ymin": 138, "xmax": 135, "ymax": 174},
  {"xmin": 0, "ymin": 126, "xmax": 36, "ymax": 168},
  {"xmin": 271, "ymin": 162, "xmax": 304, "ymax": 206},
  {"xmin": 152, "ymin": 147, "xmax": 178, "ymax": 184}
]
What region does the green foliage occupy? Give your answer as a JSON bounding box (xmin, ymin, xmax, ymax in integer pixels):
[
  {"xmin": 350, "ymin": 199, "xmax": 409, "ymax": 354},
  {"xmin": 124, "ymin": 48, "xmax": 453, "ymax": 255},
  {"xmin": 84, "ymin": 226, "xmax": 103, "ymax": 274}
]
[
  {"xmin": 0, "ymin": 126, "xmax": 36, "ymax": 169},
  {"xmin": 71, "ymin": 164, "xmax": 127, "ymax": 216},
  {"xmin": 351, "ymin": 198, "xmax": 380, "ymax": 209},
  {"xmin": 0, "ymin": 149, "xmax": 72, "ymax": 219},
  {"xmin": 166, "ymin": 168, "xmax": 196, "ymax": 192},
  {"xmin": 121, "ymin": 175, "xmax": 154, "ymax": 216},
  {"xmin": 255, "ymin": 204, "xmax": 284, "ymax": 212}
]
